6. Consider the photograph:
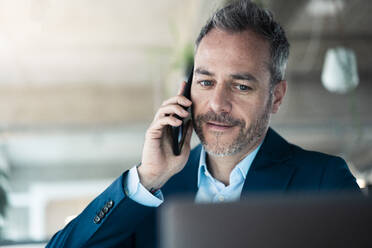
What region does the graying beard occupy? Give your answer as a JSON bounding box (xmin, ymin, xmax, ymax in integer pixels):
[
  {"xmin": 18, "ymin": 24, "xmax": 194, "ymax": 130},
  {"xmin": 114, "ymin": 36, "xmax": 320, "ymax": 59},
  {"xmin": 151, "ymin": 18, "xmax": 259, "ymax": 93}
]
[
  {"xmin": 203, "ymin": 114, "xmax": 268, "ymax": 157},
  {"xmin": 194, "ymin": 93, "xmax": 272, "ymax": 157}
]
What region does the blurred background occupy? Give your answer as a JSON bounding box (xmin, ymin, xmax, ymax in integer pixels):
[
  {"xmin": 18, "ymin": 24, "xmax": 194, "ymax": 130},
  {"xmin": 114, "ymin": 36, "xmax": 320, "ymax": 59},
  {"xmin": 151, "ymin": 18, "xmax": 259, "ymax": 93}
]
[{"xmin": 0, "ymin": 0, "xmax": 371, "ymax": 246}]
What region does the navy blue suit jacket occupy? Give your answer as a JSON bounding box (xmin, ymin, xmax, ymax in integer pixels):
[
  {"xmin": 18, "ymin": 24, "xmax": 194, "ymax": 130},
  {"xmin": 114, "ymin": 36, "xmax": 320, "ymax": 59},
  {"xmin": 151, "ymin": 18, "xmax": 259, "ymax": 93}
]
[{"xmin": 47, "ymin": 128, "xmax": 360, "ymax": 248}]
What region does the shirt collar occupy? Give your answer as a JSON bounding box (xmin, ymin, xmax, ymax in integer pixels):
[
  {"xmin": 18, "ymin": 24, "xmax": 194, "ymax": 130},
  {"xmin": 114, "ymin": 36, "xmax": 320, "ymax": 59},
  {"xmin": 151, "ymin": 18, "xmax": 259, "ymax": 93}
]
[{"xmin": 197, "ymin": 143, "xmax": 262, "ymax": 187}]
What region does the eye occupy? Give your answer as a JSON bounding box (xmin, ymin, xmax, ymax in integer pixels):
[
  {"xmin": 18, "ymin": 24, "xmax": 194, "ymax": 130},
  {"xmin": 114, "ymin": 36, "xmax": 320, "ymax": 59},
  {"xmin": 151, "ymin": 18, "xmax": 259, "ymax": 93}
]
[
  {"xmin": 234, "ymin": 84, "xmax": 252, "ymax": 92},
  {"xmin": 198, "ymin": 80, "xmax": 213, "ymax": 87}
]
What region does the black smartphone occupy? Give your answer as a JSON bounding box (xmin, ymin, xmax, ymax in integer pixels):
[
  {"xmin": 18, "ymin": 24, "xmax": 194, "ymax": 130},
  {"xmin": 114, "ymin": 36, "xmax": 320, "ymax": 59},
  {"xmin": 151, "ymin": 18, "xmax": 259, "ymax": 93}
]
[{"xmin": 171, "ymin": 66, "xmax": 193, "ymax": 156}]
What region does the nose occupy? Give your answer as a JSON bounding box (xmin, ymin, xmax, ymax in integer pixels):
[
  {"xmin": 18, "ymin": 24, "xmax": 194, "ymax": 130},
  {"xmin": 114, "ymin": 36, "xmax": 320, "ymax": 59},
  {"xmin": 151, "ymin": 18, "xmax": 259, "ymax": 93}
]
[{"xmin": 209, "ymin": 84, "xmax": 232, "ymax": 114}]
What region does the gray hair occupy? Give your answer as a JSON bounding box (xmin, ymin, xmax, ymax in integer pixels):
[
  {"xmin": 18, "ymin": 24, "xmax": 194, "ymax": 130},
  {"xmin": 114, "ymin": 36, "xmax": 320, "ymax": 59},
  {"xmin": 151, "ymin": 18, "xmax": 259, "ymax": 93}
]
[{"xmin": 195, "ymin": 0, "xmax": 290, "ymax": 86}]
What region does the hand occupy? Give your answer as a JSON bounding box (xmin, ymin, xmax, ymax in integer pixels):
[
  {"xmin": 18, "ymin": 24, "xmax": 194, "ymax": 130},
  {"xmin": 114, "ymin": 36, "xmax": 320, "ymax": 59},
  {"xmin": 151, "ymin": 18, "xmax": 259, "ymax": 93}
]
[{"xmin": 138, "ymin": 81, "xmax": 193, "ymax": 191}]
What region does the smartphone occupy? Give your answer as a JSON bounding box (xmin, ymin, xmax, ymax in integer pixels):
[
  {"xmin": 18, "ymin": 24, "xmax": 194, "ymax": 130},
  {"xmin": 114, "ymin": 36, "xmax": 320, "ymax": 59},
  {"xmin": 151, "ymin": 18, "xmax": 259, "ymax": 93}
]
[{"xmin": 171, "ymin": 66, "xmax": 193, "ymax": 156}]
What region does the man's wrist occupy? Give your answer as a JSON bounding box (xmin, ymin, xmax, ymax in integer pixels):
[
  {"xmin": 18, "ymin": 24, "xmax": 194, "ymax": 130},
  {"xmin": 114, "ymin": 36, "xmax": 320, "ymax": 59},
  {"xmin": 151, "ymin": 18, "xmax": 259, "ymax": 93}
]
[
  {"xmin": 124, "ymin": 165, "xmax": 164, "ymax": 207},
  {"xmin": 137, "ymin": 165, "xmax": 168, "ymax": 191}
]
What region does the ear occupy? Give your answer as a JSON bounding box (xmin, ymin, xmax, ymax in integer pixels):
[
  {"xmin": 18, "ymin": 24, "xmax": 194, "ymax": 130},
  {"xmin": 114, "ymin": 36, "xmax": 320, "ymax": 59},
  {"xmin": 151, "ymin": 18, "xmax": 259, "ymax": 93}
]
[{"xmin": 271, "ymin": 80, "xmax": 287, "ymax": 114}]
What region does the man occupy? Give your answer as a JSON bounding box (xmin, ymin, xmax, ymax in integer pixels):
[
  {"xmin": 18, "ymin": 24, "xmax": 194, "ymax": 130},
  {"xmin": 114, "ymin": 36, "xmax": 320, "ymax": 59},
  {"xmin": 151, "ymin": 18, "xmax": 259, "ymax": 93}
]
[{"xmin": 47, "ymin": 1, "xmax": 360, "ymax": 247}]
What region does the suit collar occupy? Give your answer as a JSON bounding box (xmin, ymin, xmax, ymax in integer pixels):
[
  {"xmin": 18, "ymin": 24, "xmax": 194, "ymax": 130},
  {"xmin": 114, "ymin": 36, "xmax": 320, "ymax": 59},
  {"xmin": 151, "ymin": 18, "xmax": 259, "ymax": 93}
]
[
  {"xmin": 252, "ymin": 127, "xmax": 293, "ymax": 168},
  {"xmin": 242, "ymin": 127, "xmax": 295, "ymax": 194}
]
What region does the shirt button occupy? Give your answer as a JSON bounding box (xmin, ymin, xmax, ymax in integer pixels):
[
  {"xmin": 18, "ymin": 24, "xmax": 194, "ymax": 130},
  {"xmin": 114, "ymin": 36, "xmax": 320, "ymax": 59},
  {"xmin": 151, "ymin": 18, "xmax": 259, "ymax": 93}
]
[{"xmin": 218, "ymin": 195, "xmax": 225, "ymax": 202}]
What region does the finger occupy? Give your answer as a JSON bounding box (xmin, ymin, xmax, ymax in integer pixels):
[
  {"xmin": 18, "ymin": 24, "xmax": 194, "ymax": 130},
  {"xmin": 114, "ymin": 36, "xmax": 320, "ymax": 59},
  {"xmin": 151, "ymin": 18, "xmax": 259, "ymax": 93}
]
[
  {"xmin": 161, "ymin": 95, "xmax": 192, "ymax": 108},
  {"xmin": 177, "ymin": 81, "xmax": 187, "ymax": 95},
  {"xmin": 151, "ymin": 116, "xmax": 182, "ymax": 131},
  {"xmin": 155, "ymin": 104, "xmax": 189, "ymax": 120}
]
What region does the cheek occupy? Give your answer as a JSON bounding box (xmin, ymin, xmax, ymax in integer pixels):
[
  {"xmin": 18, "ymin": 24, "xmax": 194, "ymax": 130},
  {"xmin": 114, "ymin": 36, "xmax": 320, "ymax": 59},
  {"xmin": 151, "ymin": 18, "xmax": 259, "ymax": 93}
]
[
  {"xmin": 234, "ymin": 99, "xmax": 266, "ymax": 123},
  {"xmin": 191, "ymin": 91, "xmax": 208, "ymax": 113},
  {"xmin": 192, "ymin": 102, "xmax": 206, "ymax": 120}
]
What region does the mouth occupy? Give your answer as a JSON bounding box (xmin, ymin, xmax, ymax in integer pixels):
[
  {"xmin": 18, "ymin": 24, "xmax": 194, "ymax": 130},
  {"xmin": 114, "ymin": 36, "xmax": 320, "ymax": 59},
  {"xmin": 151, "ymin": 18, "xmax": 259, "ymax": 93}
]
[{"xmin": 206, "ymin": 121, "xmax": 234, "ymax": 131}]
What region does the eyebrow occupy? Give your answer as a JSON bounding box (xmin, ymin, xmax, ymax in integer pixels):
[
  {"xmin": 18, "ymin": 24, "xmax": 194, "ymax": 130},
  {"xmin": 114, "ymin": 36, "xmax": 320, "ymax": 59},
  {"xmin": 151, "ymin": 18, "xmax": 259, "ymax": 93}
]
[
  {"xmin": 230, "ymin": 73, "xmax": 258, "ymax": 83},
  {"xmin": 195, "ymin": 68, "xmax": 214, "ymax": 76},
  {"xmin": 195, "ymin": 67, "xmax": 258, "ymax": 83}
]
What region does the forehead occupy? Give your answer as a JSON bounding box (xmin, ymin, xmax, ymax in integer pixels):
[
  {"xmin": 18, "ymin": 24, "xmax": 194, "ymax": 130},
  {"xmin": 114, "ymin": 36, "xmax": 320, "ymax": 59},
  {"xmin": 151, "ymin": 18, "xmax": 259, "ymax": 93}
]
[{"xmin": 195, "ymin": 28, "xmax": 271, "ymax": 76}]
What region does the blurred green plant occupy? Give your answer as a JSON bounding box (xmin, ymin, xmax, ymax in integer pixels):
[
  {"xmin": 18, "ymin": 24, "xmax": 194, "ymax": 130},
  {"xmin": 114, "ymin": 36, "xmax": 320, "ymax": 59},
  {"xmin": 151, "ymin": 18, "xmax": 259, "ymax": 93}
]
[
  {"xmin": 172, "ymin": 42, "xmax": 194, "ymax": 77},
  {"xmin": 167, "ymin": 18, "xmax": 194, "ymax": 77}
]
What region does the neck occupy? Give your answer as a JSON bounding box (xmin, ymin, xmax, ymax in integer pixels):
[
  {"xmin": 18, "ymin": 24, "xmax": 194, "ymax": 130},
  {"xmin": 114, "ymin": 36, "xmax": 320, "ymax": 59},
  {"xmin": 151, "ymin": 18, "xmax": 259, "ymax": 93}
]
[{"xmin": 206, "ymin": 139, "xmax": 262, "ymax": 186}]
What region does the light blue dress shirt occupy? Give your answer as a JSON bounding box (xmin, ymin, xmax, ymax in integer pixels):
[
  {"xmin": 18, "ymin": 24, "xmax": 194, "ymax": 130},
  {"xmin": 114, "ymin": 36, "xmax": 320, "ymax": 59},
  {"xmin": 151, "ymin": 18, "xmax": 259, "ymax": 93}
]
[
  {"xmin": 124, "ymin": 144, "xmax": 261, "ymax": 207},
  {"xmin": 195, "ymin": 145, "xmax": 261, "ymax": 203}
]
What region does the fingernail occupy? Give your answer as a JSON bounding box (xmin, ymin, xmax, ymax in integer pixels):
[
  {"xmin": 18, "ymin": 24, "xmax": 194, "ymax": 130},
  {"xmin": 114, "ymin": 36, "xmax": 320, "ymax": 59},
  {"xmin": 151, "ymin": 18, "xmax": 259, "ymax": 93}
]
[{"xmin": 183, "ymin": 98, "xmax": 192, "ymax": 105}]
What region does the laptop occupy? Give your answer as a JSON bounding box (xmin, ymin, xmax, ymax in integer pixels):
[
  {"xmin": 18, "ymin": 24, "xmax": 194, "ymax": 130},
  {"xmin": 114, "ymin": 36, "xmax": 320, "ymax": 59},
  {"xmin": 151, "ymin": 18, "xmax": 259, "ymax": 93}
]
[{"xmin": 159, "ymin": 195, "xmax": 372, "ymax": 248}]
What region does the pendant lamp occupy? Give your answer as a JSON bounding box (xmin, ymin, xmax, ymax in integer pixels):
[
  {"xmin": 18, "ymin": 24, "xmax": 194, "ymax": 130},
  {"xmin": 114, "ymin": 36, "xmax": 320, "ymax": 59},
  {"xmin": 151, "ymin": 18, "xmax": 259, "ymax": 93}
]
[{"xmin": 321, "ymin": 47, "xmax": 359, "ymax": 94}]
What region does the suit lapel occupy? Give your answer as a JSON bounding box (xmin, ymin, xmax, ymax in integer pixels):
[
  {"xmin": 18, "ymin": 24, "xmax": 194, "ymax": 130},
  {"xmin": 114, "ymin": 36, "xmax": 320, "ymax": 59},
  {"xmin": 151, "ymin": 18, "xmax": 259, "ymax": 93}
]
[{"xmin": 242, "ymin": 128, "xmax": 295, "ymax": 194}]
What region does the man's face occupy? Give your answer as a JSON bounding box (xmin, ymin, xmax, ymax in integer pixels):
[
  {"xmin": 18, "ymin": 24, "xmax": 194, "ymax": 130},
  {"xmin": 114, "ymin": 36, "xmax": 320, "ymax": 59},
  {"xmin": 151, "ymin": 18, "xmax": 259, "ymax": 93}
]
[{"xmin": 192, "ymin": 28, "xmax": 282, "ymax": 157}]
